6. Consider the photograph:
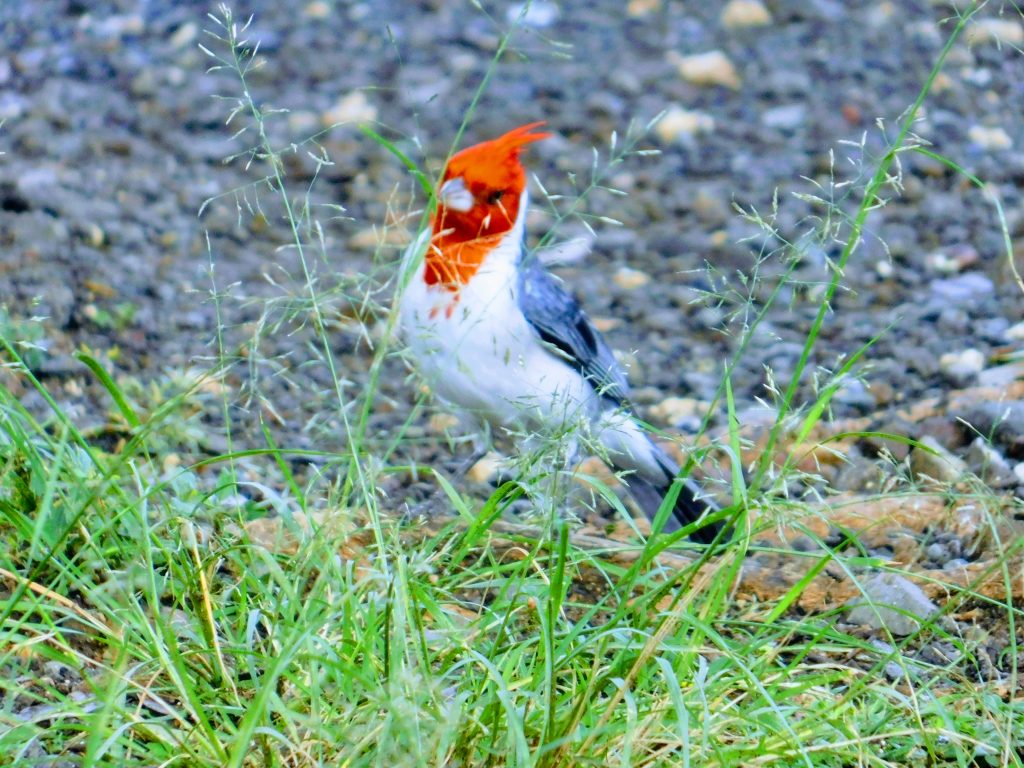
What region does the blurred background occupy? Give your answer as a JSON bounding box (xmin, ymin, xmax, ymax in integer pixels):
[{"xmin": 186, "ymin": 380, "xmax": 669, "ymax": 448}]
[{"xmin": 0, "ymin": 0, "xmax": 1022, "ymax": 499}]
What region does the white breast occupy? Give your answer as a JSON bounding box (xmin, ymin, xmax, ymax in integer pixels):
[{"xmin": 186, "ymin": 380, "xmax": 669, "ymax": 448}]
[{"xmin": 398, "ymin": 228, "xmax": 594, "ymax": 432}]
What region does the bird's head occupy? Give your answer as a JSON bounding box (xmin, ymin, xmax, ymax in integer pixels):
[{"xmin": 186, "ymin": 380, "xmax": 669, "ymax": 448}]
[{"xmin": 433, "ymin": 121, "xmax": 550, "ymax": 244}]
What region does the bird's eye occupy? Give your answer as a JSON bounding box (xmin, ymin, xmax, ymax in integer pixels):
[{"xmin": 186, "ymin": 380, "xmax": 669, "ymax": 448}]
[{"xmin": 486, "ymin": 190, "xmax": 505, "ymax": 205}]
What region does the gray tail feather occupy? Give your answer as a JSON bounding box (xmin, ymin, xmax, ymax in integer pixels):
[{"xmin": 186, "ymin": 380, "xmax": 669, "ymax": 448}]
[{"xmin": 616, "ymin": 455, "xmax": 726, "ymax": 545}]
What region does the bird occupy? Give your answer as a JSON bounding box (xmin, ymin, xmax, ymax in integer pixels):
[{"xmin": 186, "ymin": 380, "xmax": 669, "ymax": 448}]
[{"xmin": 398, "ymin": 122, "xmax": 724, "ymax": 544}]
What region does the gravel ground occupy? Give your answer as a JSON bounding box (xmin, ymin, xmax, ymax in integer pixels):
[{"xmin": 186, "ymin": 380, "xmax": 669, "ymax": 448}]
[
  {"xmin": 2, "ymin": 0, "xmax": 1024, "ymax": 714},
  {"xmin": 1, "ymin": 2, "xmax": 1023, "ymax": 506}
]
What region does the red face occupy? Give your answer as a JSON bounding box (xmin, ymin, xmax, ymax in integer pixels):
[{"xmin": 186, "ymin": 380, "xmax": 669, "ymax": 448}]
[
  {"xmin": 424, "ymin": 122, "xmax": 550, "ymax": 288},
  {"xmin": 432, "ymin": 122, "xmax": 549, "ymax": 244},
  {"xmin": 434, "ymin": 174, "xmax": 523, "ymax": 243}
]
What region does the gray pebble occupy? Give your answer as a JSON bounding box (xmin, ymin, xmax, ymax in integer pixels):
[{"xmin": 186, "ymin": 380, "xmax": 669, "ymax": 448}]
[
  {"xmin": 929, "ymin": 272, "xmax": 995, "ymax": 304},
  {"xmin": 846, "ymin": 573, "xmax": 940, "ymax": 636},
  {"xmin": 965, "ymin": 437, "xmax": 1016, "ymax": 488},
  {"xmin": 761, "ymin": 103, "xmax": 807, "ymax": 132},
  {"xmin": 910, "ymin": 435, "xmax": 967, "ymax": 484}
]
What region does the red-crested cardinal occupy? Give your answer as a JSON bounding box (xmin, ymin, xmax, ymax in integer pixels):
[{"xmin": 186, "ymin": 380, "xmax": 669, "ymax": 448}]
[{"xmin": 399, "ymin": 122, "xmax": 723, "ymax": 543}]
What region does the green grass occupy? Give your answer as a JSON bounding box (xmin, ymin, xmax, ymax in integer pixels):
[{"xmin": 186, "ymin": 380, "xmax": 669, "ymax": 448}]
[{"xmin": 1, "ymin": 2, "xmax": 1022, "ymax": 766}]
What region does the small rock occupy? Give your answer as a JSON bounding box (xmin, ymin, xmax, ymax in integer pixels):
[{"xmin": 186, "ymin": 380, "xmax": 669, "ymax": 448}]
[
  {"xmin": 930, "ymin": 71, "xmax": 955, "ymax": 94},
  {"xmin": 428, "ymin": 413, "xmax": 460, "ymax": 433},
  {"xmin": 88, "ymin": 13, "xmax": 145, "ymax": 40},
  {"xmin": 957, "ymin": 401, "xmax": 1024, "ymax": 458},
  {"xmin": 925, "ymin": 243, "xmax": 979, "ymax": 273},
  {"xmin": 36, "ymin": 354, "xmax": 77, "ymax": 378},
  {"xmin": 0, "ymin": 92, "xmax": 26, "ymax": 120},
  {"xmin": 833, "ymin": 379, "xmax": 876, "ymax": 411},
  {"xmin": 1014, "ymin": 462, "xmax": 1024, "ymax": 483},
  {"xmin": 721, "ymin": 0, "xmax": 772, "ymax": 28},
  {"xmin": 287, "ymin": 110, "xmax": 320, "ymax": 135},
  {"xmin": 917, "ymin": 416, "xmax": 964, "ymax": 450},
  {"xmin": 903, "ymin": 346, "xmax": 938, "ymax": 378},
  {"xmin": 348, "ymin": 227, "xmax": 409, "ymax": 250},
  {"xmin": 761, "ymin": 103, "xmax": 806, "ymax": 132},
  {"xmin": 834, "ymin": 455, "xmax": 887, "ymax": 493},
  {"xmin": 576, "ymin": 455, "xmax": 621, "ymax": 489},
  {"xmin": 654, "ymin": 105, "xmax": 715, "ymax": 144},
  {"xmin": 866, "ymin": 1, "xmax": 897, "ymax": 28},
  {"xmin": 861, "ymin": 418, "xmax": 915, "ymax": 461},
  {"xmin": 977, "ymin": 361, "xmax": 1024, "ymax": 389},
  {"xmin": 304, "ymin": 1, "xmax": 331, "ymax": 18},
  {"xmin": 978, "ymin": 317, "xmax": 1009, "ymax": 343},
  {"xmin": 910, "ymin": 435, "xmax": 967, "ymax": 485},
  {"xmin": 940, "ymin": 307, "xmax": 970, "ymax": 335},
  {"xmin": 322, "ymin": 91, "xmax": 377, "ymax": 127},
  {"xmin": 871, "ymin": 640, "xmax": 907, "ymax": 680},
  {"xmin": 169, "ymin": 21, "xmax": 198, "ymax": 49},
  {"xmin": 627, "ymin": 0, "xmax": 660, "ymax": 17},
  {"xmin": 466, "ymin": 452, "xmax": 503, "ymax": 484},
  {"xmin": 649, "ymin": 396, "xmax": 707, "ymax": 428},
  {"xmin": 938, "ymin": 348, "xmax": 985, "ymax": 386},
  {"xmin": 693, "ymin": 306, "xmax": 724, "ymax": 329},
  {"xmin": 612, "ymin": 266, "xmax": 651, "ymax": 290},
  {"xmin": 85, "ymin": 223, "xmax": 107, "ymax": 249},
  {"xmin": 506, "ymin": 1, "xmax": 559, "ymax": 27},
  {"xmin": 846, "ymin": 573, "xmax": 939, "ymax": 636},
  {"xmin": 691, "ymin": 189, "xmax": 730, "ymax": 225},
  {"xmin": 1004, "ymin": 321, "xmax": 1024, "ymax": 341},
  {"xmin": 967, "ymin": 125, "xmax": 1012, "ymax": 151},
  {"xmin": 943, "ymin": 558, "xmax": 969, "ymax": 572},
  {"xmin": 966, "ymin": 18, "xmax": 1024, "ymax": 46},
  {"xmin": 928, "ymin": 272, "xmax": 994, "ymax": 305},
  {"xmin": 965, "ymin": 437, "xmax": 1016, "ymax": 487},
  {"xmin": 671, "ymin": 50, "xmax": 741, "ymax": 90},
  {"xmin": 591, "ymin": 316, "xmax": 620, "ymax": 333}
]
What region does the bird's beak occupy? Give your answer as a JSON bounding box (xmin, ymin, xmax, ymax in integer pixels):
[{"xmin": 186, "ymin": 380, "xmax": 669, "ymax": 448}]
[{"xmin": 438, "ymin": 176, "xmax": 474, "ymax": 212}]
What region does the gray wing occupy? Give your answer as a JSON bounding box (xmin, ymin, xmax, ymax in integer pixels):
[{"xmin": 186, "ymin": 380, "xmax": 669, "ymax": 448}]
[{"xmin": 517, "ymin": 253, "xmax": 632, "ymax": 408}]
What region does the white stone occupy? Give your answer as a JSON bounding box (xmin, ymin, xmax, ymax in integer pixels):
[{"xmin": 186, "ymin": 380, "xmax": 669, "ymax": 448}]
[
  {"xmin": 650, "ymin": 397, "xmax": 707, "ymax": 425},
  {"xmin": 966, "ymin": 18, "xmax": 1024, "ymax": 46},
  {"xmin": 939, "ymin": 348, "xmax": 986, "ymax": 387},
  {"xmin": 761, "ymin": 103, "xmax": 806, "ymax": 131},
  {"xmin": 939, "ymin": 348, "xmax": 985, "ymax": 376},
  {"xmin": 506, "ymin": 1, "xmax": 559, "ymax": 28},
  {"xmin": 1004, "ymin": 321, "xmax": 1024, "ymax": 341},
  {"xmin": 721, "ymin": 0, "xmax": 772, "ymax": 28},
  {"xmin": 671, "ymin": 50, "xmax": 741, "ymax": 90},
  {"xmin": 467, "ymin": 452, "xmax": 503, "ymax": 484},
  {"xmin": 322, "ymin": 91, "xmax": 377, "ymax": 127},
  {"xmin": 627, "ymin": 0, "xmax": 661, "ymax": 17},
  {"xmin": 612, "ymin": 267, "xmax": 651, "ymax": 290},
  {"xmin": 169, "ymin": 21, "xmax": 198, "ymax": 49},
  {"xmin": 654, "ymin": 105, "xmax": 715, "ymax": 143},
  {"xmin": 968, "ymin": 125, "xmax": 1012, "ymax": 151},
  {"xmin": 925, "ymin": 251, "xmax": 961, "ymax": 274},
  {"xmin": 304, "ymin": 1, "xmax": 331, "ymax": 18}
]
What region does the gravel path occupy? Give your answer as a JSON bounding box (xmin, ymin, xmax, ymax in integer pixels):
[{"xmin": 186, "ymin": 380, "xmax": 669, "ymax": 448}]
[
  {"xmin": 1, "ymin": 0, "xmax": 1022, "ymax": 497},
  {"xmin": 2, "ymin": 0, "xmax": 1023, "ymax": 705}
]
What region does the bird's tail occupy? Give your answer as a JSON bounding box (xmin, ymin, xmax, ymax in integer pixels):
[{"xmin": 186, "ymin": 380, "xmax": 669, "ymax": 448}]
[
  {"xmin": 593, "ymin": 411, "xmax": 726, "ymax": 544},
  {"xmin": 614, "ymin": 444, "xmax": 726, "ymax": 545}
]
